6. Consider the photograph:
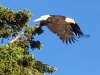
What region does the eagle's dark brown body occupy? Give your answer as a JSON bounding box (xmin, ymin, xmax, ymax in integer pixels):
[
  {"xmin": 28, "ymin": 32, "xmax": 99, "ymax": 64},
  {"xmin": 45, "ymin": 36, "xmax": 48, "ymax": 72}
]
[{"xmin": 34, "ymin": 15, "xmax": 89, "ymax": 44}]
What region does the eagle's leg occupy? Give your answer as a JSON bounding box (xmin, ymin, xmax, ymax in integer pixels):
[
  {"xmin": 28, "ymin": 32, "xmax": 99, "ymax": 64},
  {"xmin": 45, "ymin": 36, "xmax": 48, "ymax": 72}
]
[{"xmin": 35, "ymin": 24, "xmax": 41, "ymax": 28}]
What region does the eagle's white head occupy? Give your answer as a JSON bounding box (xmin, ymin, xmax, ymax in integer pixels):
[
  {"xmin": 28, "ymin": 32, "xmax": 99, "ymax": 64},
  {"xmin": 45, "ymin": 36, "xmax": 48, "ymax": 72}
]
[
  {"xmin": 33, "ymin": 15, "xmax": 50, "ymax": 22},
  {"xmin": 65, "ymin": 17, "xmax": 76, "ymax": 24}
]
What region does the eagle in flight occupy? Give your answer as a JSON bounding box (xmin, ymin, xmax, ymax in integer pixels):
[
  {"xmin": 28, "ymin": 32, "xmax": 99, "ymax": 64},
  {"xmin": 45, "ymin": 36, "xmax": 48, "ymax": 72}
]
[{"xmin": 33, "ymin": 15, "xmax": 89, "ymax": 44}]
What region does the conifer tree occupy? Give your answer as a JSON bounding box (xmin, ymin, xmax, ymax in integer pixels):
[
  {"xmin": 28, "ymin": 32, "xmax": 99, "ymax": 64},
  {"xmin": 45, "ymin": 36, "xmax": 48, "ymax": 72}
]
[{"xmin": 0, "ymin": 5, "xmax": 56, "ymax": 75}]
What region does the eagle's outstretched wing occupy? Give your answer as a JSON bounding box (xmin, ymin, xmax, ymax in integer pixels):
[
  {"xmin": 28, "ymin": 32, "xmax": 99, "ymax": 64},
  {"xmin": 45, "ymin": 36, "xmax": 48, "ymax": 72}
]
[{"xmin": 46, "ymin": 20, "xmax": 77, "ymax": 44}]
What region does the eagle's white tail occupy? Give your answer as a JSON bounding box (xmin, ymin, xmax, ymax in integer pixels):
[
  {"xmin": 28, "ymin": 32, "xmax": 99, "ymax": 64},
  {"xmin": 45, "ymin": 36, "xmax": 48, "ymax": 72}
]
[
  {"xmin": 33, "ymin": 18, "xmax": 42, "ymax": 22},
  {"xmin": 33, "ymin": 15, "xmax": 50, "ymax": 22}
]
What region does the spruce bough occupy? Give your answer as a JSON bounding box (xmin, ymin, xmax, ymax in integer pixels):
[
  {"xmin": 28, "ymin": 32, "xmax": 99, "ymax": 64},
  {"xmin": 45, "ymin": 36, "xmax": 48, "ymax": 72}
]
[{"xmin": 0, "ymin": 5, "xmax": 56, "ymax": 75}]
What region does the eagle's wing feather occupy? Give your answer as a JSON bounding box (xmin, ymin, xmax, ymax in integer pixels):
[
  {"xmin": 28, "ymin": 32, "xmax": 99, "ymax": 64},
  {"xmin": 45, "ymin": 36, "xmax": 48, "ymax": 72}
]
[
  {"xmin": 46, "ymin": 19, "xmax": 76, "ymax": 44},
  {"xmin": 70, "ymin": 23, "xmax": 89, "ymax": 37}
]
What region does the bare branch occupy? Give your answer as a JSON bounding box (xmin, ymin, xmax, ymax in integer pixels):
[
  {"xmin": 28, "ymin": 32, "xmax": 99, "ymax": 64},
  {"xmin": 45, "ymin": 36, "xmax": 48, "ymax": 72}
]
[{"xmin": 6, "ymin": 32, "xmax": 24, "ymax": 46}]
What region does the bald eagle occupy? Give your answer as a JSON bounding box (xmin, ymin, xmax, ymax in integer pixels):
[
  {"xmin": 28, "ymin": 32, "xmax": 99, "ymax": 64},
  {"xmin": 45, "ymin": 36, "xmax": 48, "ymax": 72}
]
[{"xmin": 33, "ymin": 15, "xmax": 89, "ymax": 44}]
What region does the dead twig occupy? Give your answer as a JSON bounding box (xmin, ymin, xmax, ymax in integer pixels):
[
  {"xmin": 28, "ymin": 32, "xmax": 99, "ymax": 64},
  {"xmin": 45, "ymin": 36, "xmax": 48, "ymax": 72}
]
[{"xmin": 6, "ymin": 32, "xmax": 24, "ymax": 46}]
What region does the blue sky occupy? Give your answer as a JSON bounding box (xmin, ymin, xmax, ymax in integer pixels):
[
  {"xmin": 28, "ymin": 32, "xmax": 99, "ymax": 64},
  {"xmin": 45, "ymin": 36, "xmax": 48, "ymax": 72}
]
[{"xmin": 0, "ymin": 0, "xmax": 100, "ymax": 75}]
